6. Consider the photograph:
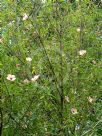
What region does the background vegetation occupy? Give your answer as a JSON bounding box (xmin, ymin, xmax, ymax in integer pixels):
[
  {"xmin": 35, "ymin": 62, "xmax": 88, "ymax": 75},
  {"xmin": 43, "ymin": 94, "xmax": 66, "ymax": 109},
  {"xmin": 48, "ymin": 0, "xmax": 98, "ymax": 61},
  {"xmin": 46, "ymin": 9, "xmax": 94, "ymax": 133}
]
[{"xmin": 1, "ymin": 0, "xmax": 102, "ymax": 135}]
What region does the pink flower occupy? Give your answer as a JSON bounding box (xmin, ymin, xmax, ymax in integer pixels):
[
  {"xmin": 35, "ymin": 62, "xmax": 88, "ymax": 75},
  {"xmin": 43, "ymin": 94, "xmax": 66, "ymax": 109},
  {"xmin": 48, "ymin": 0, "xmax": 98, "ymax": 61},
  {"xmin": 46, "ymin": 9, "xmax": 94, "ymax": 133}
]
[
  {"xmin": 6, "ymin": 74, "xmax": 16, "ymax": 81},
  {"xmin": 31, "ymin": 75, "xmax": 40, "ymax": 82},
  {"xmin": 71, "ymin": 108, "xmax": 78, "ymax": 114},
  {"xmin": 78, "ymin": 50, "xmax": 86, "ymax": 56},
  {"xmin": 23, "ymin": 13, "xmax": 28, "ymax": 21}
]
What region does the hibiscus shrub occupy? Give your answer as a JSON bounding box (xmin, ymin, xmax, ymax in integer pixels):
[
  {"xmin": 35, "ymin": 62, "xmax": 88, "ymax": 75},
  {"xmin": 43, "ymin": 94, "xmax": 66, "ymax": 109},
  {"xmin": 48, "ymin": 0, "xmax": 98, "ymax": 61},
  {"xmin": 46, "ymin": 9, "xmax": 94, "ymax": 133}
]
[{"xmin": 1, "ymin": 0, "xmax": 102, "ymax": 136}]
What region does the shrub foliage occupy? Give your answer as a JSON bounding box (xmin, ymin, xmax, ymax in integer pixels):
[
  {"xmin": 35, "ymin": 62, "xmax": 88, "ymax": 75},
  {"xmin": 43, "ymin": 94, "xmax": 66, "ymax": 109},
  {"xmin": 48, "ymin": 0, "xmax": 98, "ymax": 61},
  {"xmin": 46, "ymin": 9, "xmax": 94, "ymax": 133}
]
[{"xmin": 1, "ymin": 0, "xmax": 102, "ymax": 135}]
